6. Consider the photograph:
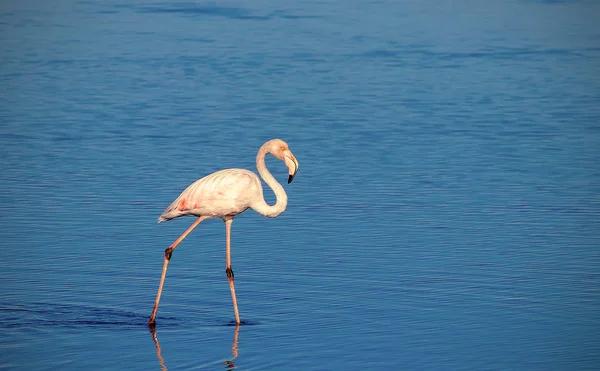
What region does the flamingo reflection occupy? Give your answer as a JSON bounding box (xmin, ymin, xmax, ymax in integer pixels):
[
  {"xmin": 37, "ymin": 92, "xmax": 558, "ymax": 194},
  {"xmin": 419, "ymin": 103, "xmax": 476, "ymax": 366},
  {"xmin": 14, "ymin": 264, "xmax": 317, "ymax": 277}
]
[{"xmin": 149, "ymin": 325, "xmax": 240, "ymax": 370}]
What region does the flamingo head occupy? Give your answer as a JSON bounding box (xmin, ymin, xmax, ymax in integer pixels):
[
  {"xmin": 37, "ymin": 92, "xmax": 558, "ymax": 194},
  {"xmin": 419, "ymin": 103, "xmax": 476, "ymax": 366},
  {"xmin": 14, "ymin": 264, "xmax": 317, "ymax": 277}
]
[{"xmin": 267, "ymin": 139, "xmax": 299, "ymax": 184}]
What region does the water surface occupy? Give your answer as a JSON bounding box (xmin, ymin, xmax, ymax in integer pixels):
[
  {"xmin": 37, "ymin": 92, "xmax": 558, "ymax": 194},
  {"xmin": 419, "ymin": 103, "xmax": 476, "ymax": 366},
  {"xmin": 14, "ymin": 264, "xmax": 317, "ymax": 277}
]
[{"xmin": 1, "ymin": 0, "xmax": 599, "ymax": 370}]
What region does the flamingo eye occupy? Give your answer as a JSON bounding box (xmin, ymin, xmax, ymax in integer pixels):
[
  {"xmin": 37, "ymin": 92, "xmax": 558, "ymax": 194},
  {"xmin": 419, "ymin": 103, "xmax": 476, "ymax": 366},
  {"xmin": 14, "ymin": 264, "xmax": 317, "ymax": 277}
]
[{"xmin": 280, "ymin": 146, "xmax": 287, "ymax": 151}]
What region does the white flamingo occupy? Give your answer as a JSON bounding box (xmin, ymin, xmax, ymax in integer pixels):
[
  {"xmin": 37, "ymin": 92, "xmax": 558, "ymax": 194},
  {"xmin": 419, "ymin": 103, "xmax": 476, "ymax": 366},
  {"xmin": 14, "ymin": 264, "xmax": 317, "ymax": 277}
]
[{"xmin": 148, "ymin": 139, "xmax": 299, "ymax": 326}]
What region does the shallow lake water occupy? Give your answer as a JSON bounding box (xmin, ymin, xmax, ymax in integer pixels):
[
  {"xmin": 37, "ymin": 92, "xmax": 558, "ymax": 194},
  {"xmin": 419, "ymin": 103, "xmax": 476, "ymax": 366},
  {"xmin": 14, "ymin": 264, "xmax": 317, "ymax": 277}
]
[{"xmin": 1, "ymin": 0, "xmax": 599, "ymax": 370}]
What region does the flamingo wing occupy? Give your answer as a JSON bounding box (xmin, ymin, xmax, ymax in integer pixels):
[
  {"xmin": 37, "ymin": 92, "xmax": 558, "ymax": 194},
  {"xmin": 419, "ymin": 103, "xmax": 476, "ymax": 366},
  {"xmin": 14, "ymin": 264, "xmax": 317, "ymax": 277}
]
[{"xmin": 158, "ymin": 169, "xmax": 261, "ymax": 222}]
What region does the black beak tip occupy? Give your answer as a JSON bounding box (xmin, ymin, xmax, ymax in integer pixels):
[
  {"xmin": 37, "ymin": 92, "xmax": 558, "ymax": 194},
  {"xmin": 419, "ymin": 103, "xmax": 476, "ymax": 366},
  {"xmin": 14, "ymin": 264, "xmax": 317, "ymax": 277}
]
[{"xmin": 288, "ymin": 174, "xmax": 295, "ymax": 184}]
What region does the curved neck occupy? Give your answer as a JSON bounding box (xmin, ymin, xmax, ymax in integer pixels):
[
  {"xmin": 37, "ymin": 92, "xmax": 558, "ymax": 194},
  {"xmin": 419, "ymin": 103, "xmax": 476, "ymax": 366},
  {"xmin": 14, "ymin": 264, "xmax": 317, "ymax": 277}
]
[{"xmin": 251, "ymin": 144, "xmax": 288, "ymax": 218}]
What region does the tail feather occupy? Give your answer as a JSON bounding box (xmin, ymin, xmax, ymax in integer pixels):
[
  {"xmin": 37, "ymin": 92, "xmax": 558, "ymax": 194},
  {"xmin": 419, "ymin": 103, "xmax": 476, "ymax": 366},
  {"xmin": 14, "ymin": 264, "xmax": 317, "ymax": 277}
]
[
  {"xmin": 157, "ymin": 199, "xmax": 181, "ymax": 223},
  {"xmin": 158, "ymin": 210, "xmax": 182, "ymax": 223}
]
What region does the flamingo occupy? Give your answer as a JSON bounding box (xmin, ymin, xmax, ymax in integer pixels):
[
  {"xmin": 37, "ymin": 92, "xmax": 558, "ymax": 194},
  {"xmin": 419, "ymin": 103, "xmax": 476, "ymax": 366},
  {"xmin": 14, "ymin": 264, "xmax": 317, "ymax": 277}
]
[{"xmin": 148, "ymin": 138, "xmax": 299, "ymax": 326}]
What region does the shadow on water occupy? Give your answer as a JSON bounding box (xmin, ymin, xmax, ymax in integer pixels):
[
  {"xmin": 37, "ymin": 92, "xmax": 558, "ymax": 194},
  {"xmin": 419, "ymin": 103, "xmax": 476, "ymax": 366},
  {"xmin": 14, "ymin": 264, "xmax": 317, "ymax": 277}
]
[
  {"xmin": 0, "ymin": 300, "xmax": 260, "ymax": 329},
  {"xmin": 149, "ymin": 324, "xmax": 241, "ymax": 371},
  {"xmin": 2, "ymin": 301, "xmax": 248, "ymax": 370},
  {"xmin": 0, "ymin": 302, "xmax": 153, "ymax": 329},
  {"xmin": 122, "ymin": 3, "xmax": 324, "ymax": 21}
]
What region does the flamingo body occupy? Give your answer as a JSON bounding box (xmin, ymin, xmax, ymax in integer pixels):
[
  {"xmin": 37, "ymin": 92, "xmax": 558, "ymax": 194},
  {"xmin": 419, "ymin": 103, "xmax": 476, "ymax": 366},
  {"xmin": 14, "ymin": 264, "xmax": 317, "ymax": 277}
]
[{"xmin": 159, "ymin": 169, "xmax": 263, "ymax": 222}]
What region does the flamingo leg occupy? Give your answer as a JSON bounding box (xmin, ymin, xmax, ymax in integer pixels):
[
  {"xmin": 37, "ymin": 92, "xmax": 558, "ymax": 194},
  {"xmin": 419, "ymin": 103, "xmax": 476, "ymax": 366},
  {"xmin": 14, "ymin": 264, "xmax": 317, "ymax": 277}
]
[
  {"xmin": 148, "ymin": 216, "xmax": 207, "ymax": 326},
  {"xmin": 225, "ymin": 218, "xmax": 241, "ymax": 325}
]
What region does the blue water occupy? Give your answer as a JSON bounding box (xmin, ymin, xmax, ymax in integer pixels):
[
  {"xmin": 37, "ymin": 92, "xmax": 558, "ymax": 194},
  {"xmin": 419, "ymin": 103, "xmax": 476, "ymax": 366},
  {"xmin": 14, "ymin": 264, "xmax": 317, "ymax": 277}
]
[{"xmin": 1, "ymin": 0, "xmax": 599, "ymax": 370}]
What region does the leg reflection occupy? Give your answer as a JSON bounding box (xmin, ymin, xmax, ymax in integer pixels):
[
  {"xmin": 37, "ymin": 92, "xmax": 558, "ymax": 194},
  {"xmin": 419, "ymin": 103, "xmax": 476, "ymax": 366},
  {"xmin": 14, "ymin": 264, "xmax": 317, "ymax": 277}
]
[
  {"xmin": 224, "ymin": 325, "xmax": 240, "ymax": 370},
  {"xmin": 150, "ymin": 326, "xmax": 168, "ymax": 371},
  {"xmin": 149, "ymin": 324, "xmax": 240, "ymax": 371}
]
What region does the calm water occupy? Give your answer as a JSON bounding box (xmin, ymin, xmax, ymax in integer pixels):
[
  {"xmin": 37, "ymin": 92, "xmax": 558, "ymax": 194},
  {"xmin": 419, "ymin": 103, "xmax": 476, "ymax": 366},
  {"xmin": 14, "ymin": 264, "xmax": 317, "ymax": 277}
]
[{"xmin": 1, "ymin": 0, "xmax": 599, "ymax": 370}]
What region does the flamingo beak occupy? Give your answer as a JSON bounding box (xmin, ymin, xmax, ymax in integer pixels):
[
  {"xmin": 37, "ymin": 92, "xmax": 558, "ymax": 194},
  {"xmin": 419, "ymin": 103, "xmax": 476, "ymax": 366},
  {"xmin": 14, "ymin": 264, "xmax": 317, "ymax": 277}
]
[{"xmin": 284, "ymin": 151, "xmax": 299, "ymax": 184}]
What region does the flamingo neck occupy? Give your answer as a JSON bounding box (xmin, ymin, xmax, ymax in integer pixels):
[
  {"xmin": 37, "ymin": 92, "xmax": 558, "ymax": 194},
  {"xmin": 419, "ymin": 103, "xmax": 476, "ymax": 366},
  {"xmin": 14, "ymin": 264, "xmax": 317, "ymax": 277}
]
[{"xmin": 252, "ymin": 144, "xmax": 288, "ymax": 218}]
